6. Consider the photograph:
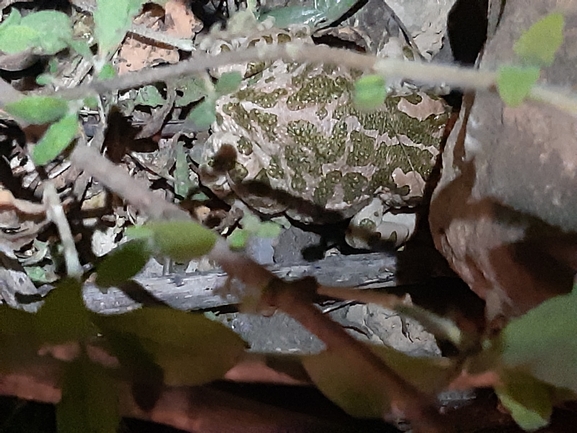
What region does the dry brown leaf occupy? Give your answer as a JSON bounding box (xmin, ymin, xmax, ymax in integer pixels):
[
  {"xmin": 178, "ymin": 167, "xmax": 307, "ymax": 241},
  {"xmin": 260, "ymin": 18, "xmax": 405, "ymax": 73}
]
[
  {"xmin": 116, "ymin": 7, "xmax": 179, "ymax": 74},
  {"xmin": 164, "ymin": 0, "xmax": 200, "ymax": 38}
]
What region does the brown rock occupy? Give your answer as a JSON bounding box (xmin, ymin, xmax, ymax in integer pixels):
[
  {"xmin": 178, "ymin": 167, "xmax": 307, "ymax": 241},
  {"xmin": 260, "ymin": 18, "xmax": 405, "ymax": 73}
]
[{"xmin": 429, "ymin": 0, "xmax": 577, "ymax": 319}]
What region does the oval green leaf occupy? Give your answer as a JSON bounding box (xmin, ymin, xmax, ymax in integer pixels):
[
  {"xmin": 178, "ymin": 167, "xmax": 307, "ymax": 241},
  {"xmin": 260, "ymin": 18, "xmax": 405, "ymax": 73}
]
[
  {"xmin": 500, "ymin": 289, "xmax": 577, "ymax": 393},
  {"xmin": 36, "ymin": 278, "xmax": 93, "ymax": 343},
  {"xmin": 514, "ymin": 12, "xmax": 564, "ymax": 67},
  {"xmin": 495, "ymin": 370, "xmax": 553, "ymax": 431},
  {"xmin": 228, "ymin": 228, "xmax": 250, "ymax": 250},
  {"xmin": 95, "ymin": 239, "xmax": 151, "ymax": 289},
  {"xmin": 258, "ymin": 0, "xmax": 358, "ymax": 28},
  {"xmin": 256, "ymin": 221, "xmax": 282, "ymax": 238},
  {"xmin": 187, "ymin": 98, "xmax": 217, "ymax": 130},
  {"xmin": 33, "ymin": 114, "xmax": 79, "ymax": 165},
  {"xmin": 97, "ymin": 62, "xmax": 117, "ymax": 80},
  {"xmin": 145, "ymin": 220, "xmax": 217, "ymax": 262},
  {"xmin": 57, "ymin": 357, "xmax": 120, "ymax": 433},
  {"xmin": 174, "ymin": 77, "xmax": 208, "ymax": 107},
  {"xmin": 214, "ymin": 71, "xmax": 242, "ymax": 95},
  {"xmin": 302, "ymin": 344, "xmax": 452, "ymax": 418},
  {"xmin": 5, "ymin": 95, "xmax": 69, "ymax": 124},
  {"xmin": 134, "ymin": 85, "xmax": 165, "ymax": 107},
  {"xmin": 20, "ymin": 10, "xmax": 73, "ymax": 55},
  {"xmin": 0, "ymin": 25, "xmax": 38, "ymax": 54},
  {"xmin": 354, "ymin": 75, "xmax": 387, "ymax": 111},
  {"xmin": 0, "ymin": 9, "xmax": 22, "ymax": 31},
  {"xmin": 94, "ymin": 308, "xmax": 246, "ymax": 386},
  {"xmin": 94, "ymin": 0, "xmax": 144, "ymax": 58},
  {"xmin": 497, "ymin": 65, "xmax": 540, "ymax": 107}
]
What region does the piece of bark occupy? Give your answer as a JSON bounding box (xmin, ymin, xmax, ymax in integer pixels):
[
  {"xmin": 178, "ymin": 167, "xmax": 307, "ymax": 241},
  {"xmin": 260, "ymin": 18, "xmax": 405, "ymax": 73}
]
[{"xmin": 83, "ymin": 253, "xmax": 396, "ymax": 314}]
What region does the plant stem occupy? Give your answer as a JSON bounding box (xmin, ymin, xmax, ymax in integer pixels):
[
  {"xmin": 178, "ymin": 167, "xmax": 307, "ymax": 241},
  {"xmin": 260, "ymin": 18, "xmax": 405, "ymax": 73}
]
[{"xmin": 46, "ymin": 42, "xmax": 577, "ymax": 115}]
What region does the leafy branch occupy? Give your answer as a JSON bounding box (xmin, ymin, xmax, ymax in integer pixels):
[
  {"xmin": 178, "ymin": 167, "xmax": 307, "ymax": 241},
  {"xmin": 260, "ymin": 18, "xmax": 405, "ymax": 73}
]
[{"xmin": 0, "ymin": 4, "xmax": 574, "ymax": 433}]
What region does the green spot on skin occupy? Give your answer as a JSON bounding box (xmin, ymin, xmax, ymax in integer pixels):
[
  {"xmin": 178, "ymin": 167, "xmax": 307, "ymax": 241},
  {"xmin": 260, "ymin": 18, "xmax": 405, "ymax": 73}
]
[
  {"xmin": 286, "ymin": 120, "xmax": 317, "ymax": 145},
  {"xmin": 229, "ymin": 162, "xmax": 248, "ymax": 183},
  {"xmin": 223, "ymin": 102, "xmax": 251, "ymax": 131},
  {"xmin": 359, "ymin": 218, "xmax": 377, "ymax": 232},
  {"xmin": 249, "ymin": 109, "xmax": 277, "ymax": 140},
  {"xmin": 236, "ymin": 88, "xmax": 287, "ymax": 108},
  {"xmin": 378, "ymin": 142, "xmax": 437, "ymax": 178},
  {"xmin": 286, "ymin": 119, "xmax": 347, "ymax": 165},
  {"xmin": 314, "ymin": 171, "xmax": 341, "ymax": 206},
  {"xmin": 267, "ymin": 156, "xmax": 284, "ymax": 179},
  {"xmin": 254, "ymin": 168, "xmax": 271, "ymax": 185},
  {"xmin": 291, "ymin": 174, "xmax": 307, "ymax": 193},
  {"xmin": 245, "ymin": 61, "xmax": 267, "ymax": 78},
  {"xmin": 287, "ymin": 73, "xmax": 352, "ymax": 110},
  {"xmin": 370, "ymin": 167, "xmax": 396, "ymax": 191},
  {"xmin": 237, "ymin": 137, "xmax": 253, "ymax": 155},
  {"xmin": 342, "ymin": 172, "xmax": 369, "ymax": 203},
  {"xmin": 284, "ymin": 143, "xmax": 321, "ymax": 177},
  {"xmin": 277, "ymin": 32, "xmax": 292, "ymax": 43},
  {"xmin": 347, "ymin": 131, "xmax": 375, "ymax": 166}
]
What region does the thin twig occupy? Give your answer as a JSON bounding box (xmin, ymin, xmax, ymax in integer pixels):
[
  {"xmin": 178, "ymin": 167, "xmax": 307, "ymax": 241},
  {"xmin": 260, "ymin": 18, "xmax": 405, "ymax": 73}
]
[
  {"xmin": 40, "ymin": 42, "xmax": 577, "ymax": 116},
  {"xmin": 69, "ymin": 143, "xmax": 278, "ymax": 292},
  {"xmin": 43, "ymin": 181, "xmax": 82, "ymax": 278},
  {"xmin": 266, "ymin": 278, "xmax": 446, "ymax": 433}
]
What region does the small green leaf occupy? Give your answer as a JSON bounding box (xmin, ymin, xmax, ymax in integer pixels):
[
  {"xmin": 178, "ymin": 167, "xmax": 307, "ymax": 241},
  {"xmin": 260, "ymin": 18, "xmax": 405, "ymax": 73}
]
[
  {"xmin": 228, "ymin": 228, "xmax": 250, "ymax": 250},
  {"xmin": 98, "ymin": 63, "xmax": 117, "ymax": 80},
  {"xmin": 125, "ymin": 225, "xmax": 153, "ymax": 240},
  {"xmin": 142, "ymin": 220, "xmax": 217, "ymax": 262},
  {"xmin": 302, "ymin": 344, "xmax": 452, "ymax": 418},
  {"xmin": 0, "ymin": 308, "xmax": 43, "ymax": 370},
  {"xmin": 514, "ymin": 12, "xmax": 564, "ymax": 67},
  {"xmin": 187, "ymin": 98, "xmax": 217, "ymax": 130},
  {"xmin": 500, "ymin": 290, "xmax": 577, "ymax": 392},
  {"xmin": 258, "ymin": 0, "xmax": 358, "ymax": 28},
  {"xmin": 0, "ymin": 305, "xmax": 37, "ymax": 337},
  {"xmin": 25, "ymin": 265, "xmax": 58, "ymax": 284},
  {"xmin": 174, "ymin": 141, "xmax": 195, "ymax": 198},
  {"xmin": 174, "ymin": 77, "xmax": 208, "ymax": 107},
  {"xmin": 35, "ymin": 74, "xmax": 54, "ymax": 86},
  {"xmin": 94, "ymin": 308, "xmax": 246, "ymax": 386},
  {"xmin": 354, "ymin": 75, "xmax": 387, "ymax": 111},
  {"xmin": 214, "ymin": 72, "xmax": 242, "ymax": 95},
  {"xmin": 259, "ymin": 6, "xmax": 325, "ymax": 27},
  {"xmin": 83, "ymin": 96, "xmax": 99, "ymax": 109},
  {"xmin": 495, "ymin": 370, "xmax": 553, "ymax": 431},
  {"xmin": 57, "ymin": 357, "xmax": 120, "ymax": 433},
  {"xmin": 20, "ymin": 10, "xmax": 73, "ymax": 55},
  {"xmin": 94, "ymin": 0, "xmax": 144, "ymax": 58},
  {"xmin": 95, "ymin": 239, "xmax": 151, "ymax": 289},
  {"xmin": 5, "ymin": 96, "xmax": 69, "ymax": 124},
  {"xmin": 134, "ymin": 85, "xmax": 166, "ymax": 107},
  {"xmin": 497, "ymin": 65, "xmax": 540, "ymax": 107},
  {"xmin": 240, "ymin": 213, "xmax": 261, "ymax": 232},
  {"xmin": 0, "ymin": 25, "xmax": 38, "ymax": 54},
  {"xmin": 69, "ymin": 39, "xmax": 93, "ymax": 59},
  {"xmin": 36, "ymin": 278, "xmax": 93, "ymax": 343},
  {"xmin": 303, "ymin": 350, "xmax": 389, "ymax": 418},
  {"xmin": 32, "ymin": 114, "xmax": 79, "ymax": 165},
  {"xmin": 0, "ymin": 9, "xmax": 22, "ymax": 31},
  {"xmin": 256, "ymin": 221, "xmax": 282, "ymax": 238}
]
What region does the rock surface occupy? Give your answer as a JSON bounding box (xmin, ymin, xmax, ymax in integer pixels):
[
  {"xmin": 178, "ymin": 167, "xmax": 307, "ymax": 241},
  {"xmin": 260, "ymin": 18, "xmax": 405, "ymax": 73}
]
[{"xmin": 430, "ymin": 0, "xmax": 577, "ymax": 318}]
